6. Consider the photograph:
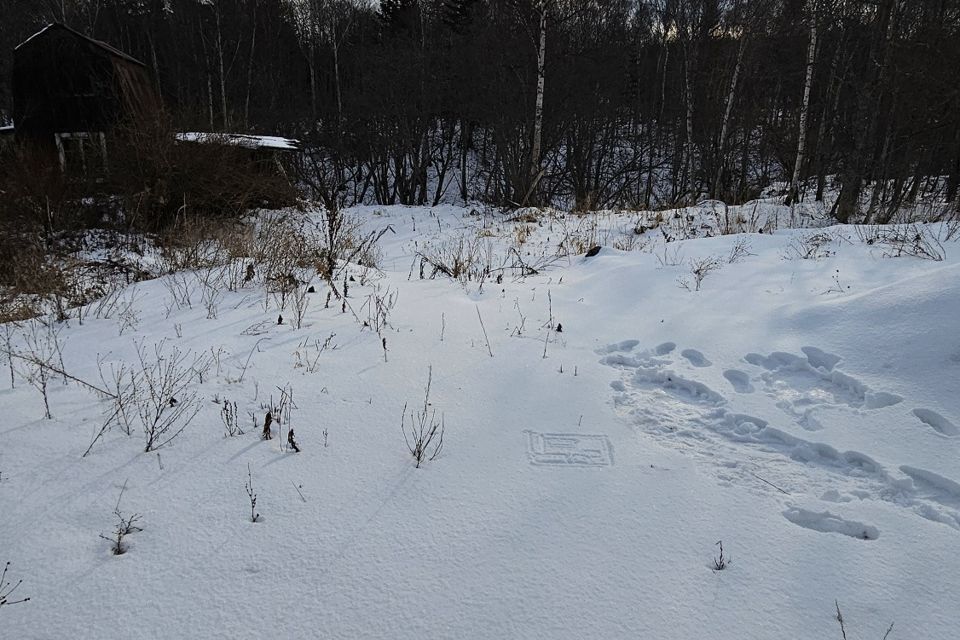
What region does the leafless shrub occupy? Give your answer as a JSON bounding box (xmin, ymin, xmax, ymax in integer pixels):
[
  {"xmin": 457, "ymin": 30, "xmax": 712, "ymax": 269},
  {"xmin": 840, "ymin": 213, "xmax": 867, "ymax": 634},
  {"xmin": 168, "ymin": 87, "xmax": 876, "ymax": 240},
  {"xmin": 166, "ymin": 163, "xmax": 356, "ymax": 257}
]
[
  {"xmin": 109, "ymin": 116, "xmax": 296, "ymax": 232},
  {"xmin": 250, "ymin": 213, "xmax": 322, "ymax": 306},
  {"xmin": 116, "ymin": 287, "xmax": 142, "ymax": 335},
  {"xmin": 99, "ymin": 481, "xmax": 142, "ymax": 556},
  {"xmin": 157, "ymin": 219, "xmax": 230, "ymax": 273},
  {"xmin": 293, "ymin": 332, "xmax": 337, "ymax": 374},
  {"xmin": 556, "ymin": 213, "xmax": 603, "ymax": 256},
  {"xmin": 655, "ymin": 243, "xmax": 685, "ymax": 267},
  {"xmin": 97, "ymin": 359, "xmax": 137, "ymax": 437},
  {"xmin": 783, "ymin": 230, "xmax": 837, "ymax": 260},
  {"xmin": 258, "ymin": 385, "xmax": 295, "ymax": 444},
  {"xmin": 822, "ymin": 269, "xmax": 850, "ymax": 295},
  {"xmin": 162, "ymin": 272, "xmax": 197, "ymax": 316},
  {"xmin": 855, "ymin": 223, "xmax": 944, "ymax": 261},
  {"xmin": 401, "ymin": 366, "xmax": 445, "ymax": 468},
  {"xmin": 943, "ymin": 211, "xmax": 960, "ymax": 242},
  {"xmin": 2, "ymin": 321, "xmax": 18, "ymax": 389},
  {"xmin": 678, "ymin": 256, "xmax": 722, "ymax": 291},
  {"xmin": 133, "ymin": 340, "xmax": 211, "ymax": 452},
  {"xmin": 417, "ymin": 235, "xmax": 484, "ymax": 284},
  {"xmin": 82, "ymin": 357, "xmax": 137, "ymax": 457},
  {"xmin": 727, "ymin": 238, "xmax": 755, "ymax": 264},
  {"xmin": 290, "ymin": 282, "xmax": 311, "ymax": 329},
  {"xmin": 361, "ymin": 285, "xmax": 396, "ymax": 336},
  {"xmin": 92, "ymin": 282, "xmax": 125, "ymax": 320},
  {"xmin": 16, "ymin": 320, "xmax": 67, "ymax": 419},
  {"xmin": 199, "ymin": 269, "xmax": 225, "ymax": 320},
  {"xmin": 274, "ymin": 384, "xmax": 297, "ymax": 452},
  {"xmin": 0, "ymin": 561, "xmax": 31, "ymax": 607},
  {"xmin": 220, "ymin": 398, "xmax": 242, "ymax": 437}
]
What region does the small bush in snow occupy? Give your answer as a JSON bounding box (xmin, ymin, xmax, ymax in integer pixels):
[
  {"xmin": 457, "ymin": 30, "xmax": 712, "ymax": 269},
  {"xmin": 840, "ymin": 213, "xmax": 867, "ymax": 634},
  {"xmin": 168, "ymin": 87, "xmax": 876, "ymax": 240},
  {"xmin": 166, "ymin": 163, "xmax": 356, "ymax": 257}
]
[
  {"xmin": 401, "ymin": 366, "xmax": 445, "ymax": 468},
  {"xmin": 15, "ymin": 319, "xmax": 67, "ymax": 420},
  {"xmin": 726, "ymin": 238, "xmax": 755, "ymax": 264},
  {"xmin": 133, "ymin": 340, "xmax": 211, "ymax": 452},
  {"xmin": 855, "ymin": 223, "xmax": 944, "ymax": 261},
  {"xmin": 99, "ymin": 482, "xmax": 142, "ymax": 556},
  {"xmin": 678, "ymin": 256, "xmax": 722, "ymax": 291},
  {"xmin": 782, "ymin": 230, "xmax": 837, "ymax": 260},
  {"xmin": 220, "ymin": 399, "xmax": 243, "ymax": 437},
  {"xmin": 416, "ymin": 235, "xmax": 484, "ymax": 284},
  {"xmin": 712, "ymin": 540, "xmax": 730, "ymax": 571}
]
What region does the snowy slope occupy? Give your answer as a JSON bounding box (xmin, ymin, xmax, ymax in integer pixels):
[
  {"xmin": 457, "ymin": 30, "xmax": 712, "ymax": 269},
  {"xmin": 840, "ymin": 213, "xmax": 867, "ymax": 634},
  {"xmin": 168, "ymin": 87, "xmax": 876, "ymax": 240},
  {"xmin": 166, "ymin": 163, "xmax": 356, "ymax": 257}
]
[{"xmin": 1, "ymin": 206, "xmax": 958, "ymax": 639}]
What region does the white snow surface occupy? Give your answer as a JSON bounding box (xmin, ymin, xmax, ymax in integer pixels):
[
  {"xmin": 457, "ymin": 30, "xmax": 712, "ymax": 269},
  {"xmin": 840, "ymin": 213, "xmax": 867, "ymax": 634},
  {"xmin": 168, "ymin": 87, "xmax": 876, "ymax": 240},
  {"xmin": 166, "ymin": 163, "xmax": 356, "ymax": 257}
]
[{"xmin": 2, "ymin": 205, "xmax": 959, "ymax": 639}]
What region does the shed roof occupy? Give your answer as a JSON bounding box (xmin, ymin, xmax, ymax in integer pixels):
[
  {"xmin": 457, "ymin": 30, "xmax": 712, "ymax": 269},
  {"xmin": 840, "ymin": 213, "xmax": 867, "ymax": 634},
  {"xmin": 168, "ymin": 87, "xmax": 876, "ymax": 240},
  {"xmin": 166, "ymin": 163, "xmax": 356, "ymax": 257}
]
[
  {"xmin": 16, "ymin": 23, "xmax": 148, "ymax": 68},
  {"xmin": 176, "ymin": 132, "xmax": 301, "ymax": 151}
]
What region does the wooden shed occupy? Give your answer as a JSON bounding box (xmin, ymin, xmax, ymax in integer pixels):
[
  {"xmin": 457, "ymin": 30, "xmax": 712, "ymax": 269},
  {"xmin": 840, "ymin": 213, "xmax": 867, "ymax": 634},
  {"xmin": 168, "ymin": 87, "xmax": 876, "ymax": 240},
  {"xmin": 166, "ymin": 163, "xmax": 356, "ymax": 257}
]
[{"xmin": 11, "ymin": 23, "xmax": 161, "ymax": 173}]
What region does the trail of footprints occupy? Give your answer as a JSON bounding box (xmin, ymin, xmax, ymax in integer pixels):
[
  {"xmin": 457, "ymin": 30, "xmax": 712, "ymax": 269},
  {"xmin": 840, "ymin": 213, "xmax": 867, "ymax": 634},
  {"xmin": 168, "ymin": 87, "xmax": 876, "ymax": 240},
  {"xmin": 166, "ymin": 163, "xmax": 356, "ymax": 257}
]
[{"xmin": 600, "ymin": 340, "xmax": 960, "ymax": 537}]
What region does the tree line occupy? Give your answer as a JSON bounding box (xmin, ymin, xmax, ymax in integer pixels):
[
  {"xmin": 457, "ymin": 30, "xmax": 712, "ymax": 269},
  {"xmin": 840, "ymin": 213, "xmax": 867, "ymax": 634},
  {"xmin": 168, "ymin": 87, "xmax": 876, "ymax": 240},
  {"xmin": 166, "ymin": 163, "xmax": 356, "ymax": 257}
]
[{"xmin": 1, "ymin": 0, "xmax": 959, "ymax": 220}]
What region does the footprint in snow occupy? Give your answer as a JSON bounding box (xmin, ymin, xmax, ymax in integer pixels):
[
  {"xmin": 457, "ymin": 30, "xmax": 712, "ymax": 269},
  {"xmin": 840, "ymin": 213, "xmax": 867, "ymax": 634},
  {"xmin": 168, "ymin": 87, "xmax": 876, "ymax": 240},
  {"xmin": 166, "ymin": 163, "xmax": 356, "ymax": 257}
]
[
  {"xmin": 723, "ymin": 369, "xmax": 754, "ymax": 393},
  {"xmin": 782, "ymin": 507, "xmax": 879, "ymax": 540},
  {"xmin": 681, "ymin": 348, "xmax": 712, "ymax": 368},
  {"xmin": 912, "ymin": 408, "xmax": 959, "ymax": 437}
]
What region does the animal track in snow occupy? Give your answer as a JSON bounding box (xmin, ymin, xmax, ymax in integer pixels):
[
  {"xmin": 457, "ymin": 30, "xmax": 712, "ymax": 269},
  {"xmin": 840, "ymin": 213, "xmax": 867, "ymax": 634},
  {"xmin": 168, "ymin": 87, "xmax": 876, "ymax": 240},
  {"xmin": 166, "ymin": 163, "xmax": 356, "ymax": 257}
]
[
  {"xmin": 912, "ymin": 409, "xmax": 958, "ymax": 437},
  {"xmin": 782, "ymin": 507, "xmax": 879, "ymax": 540},
  {"xmin": 601, "ymin": 341, "xmax": 960, "ymax": 532}
]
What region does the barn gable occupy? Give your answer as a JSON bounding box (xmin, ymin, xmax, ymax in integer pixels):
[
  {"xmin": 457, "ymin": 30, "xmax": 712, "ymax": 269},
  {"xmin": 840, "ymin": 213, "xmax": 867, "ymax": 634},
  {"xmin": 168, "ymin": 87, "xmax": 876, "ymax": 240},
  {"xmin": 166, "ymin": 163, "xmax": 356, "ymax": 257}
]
[{"xmin": 11, "ymin": 23, "xmax": 160, "ymax": 170}]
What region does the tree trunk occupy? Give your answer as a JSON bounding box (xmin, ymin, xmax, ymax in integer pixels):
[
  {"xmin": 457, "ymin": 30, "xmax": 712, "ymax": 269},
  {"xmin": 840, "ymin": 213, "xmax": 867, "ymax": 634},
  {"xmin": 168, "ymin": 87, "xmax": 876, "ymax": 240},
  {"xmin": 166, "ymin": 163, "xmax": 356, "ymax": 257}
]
[
  {"xmin": 216, "ymin": 5, "xmax": 229, "ymax": 130},
  {"xmin": 308, "ymin": 39, "xmax": 318, "ymax": 127},
  {"xmin": 245, "ymin": 3, "xmax": 258, "ymax": 129},
  {"xmin": 526, "ymin": 3, "xmax": 548, "ymax": 205},
  {"xmin": 682, "ymin": 40, "xmax": 695, "ymax": 203},
  {"xmin": 789, "ymin": 9, "xmax": 818, "ymax": 207},
  {"xmin": 713, "ymin": 33, "xmax": 747, "ymax": 200}
]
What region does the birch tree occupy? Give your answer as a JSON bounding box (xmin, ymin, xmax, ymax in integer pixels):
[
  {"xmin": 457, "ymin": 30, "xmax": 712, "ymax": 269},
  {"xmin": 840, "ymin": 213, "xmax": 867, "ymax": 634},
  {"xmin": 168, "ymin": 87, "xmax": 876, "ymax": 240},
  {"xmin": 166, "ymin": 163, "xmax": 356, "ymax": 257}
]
[{"xmin": 788, "ymin": 0, "xmax": 819, "ymax": 207}]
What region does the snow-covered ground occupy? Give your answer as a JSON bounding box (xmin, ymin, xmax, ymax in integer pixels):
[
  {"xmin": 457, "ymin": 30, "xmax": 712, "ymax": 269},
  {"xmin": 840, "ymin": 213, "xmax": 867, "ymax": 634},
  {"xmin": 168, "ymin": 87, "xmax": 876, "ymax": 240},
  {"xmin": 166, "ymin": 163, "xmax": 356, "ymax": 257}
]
[{"xmin": 1, "ymin": 205, "xmax": 958, "ymax": 639}]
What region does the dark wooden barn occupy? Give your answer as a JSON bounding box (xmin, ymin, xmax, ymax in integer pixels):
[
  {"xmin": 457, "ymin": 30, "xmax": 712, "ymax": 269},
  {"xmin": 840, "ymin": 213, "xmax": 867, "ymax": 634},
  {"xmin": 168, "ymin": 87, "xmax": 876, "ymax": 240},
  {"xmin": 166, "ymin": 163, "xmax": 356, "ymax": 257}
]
[{"xmin": 11, "ymin": 23, "xmax": 160, "ymax": 173}]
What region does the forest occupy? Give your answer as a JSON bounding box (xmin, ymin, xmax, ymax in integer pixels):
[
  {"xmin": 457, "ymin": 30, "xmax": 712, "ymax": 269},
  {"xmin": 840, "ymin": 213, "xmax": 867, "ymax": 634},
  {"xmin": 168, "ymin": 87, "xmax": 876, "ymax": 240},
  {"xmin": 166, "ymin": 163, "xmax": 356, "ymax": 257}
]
[{"xmin": 1, "ymin": 0, "xmax": 959, "ymax": 220}]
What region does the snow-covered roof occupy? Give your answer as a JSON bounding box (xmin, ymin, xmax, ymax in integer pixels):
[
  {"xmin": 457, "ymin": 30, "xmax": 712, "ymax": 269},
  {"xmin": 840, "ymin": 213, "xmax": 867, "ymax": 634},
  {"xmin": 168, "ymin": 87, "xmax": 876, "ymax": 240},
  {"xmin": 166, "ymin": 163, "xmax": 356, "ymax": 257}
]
[
  {"xmin": 175, "ymin": 132, "xmax": 300, "ymax": 151},
  {"xmin": 0, "ymin": 125, "xmax": 14, "ymax": 134}
]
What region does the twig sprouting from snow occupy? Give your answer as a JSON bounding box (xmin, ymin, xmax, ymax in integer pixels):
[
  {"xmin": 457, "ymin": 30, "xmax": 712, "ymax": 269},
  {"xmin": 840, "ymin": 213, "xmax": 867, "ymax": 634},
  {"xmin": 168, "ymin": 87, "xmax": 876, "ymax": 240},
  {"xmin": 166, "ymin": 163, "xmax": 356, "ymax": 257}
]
[
  {"xmin": 0, "ymin": 562, "xmax": 31, "ymax": 607},
  {"xmin": 834, "ymin": 600, "xmax": 894, "ymax": 640},
  {"xmin": 712, "ymin": 540, "xmax": 730, "ymax": 571},
  {"xmin": 246, "ymin": 463, "xmax": 260, "ymax": 522},
  {"xmin": 237, "ymin": 337, "xmax": 270, "ymax": 384},
  {"xmin": 835, "ymin": 601, "xmax": 848, "ymax": 640},
  {"xmin": 476, "ymin": 306, "xmax": 493, "ymax": 357},
  {"xmin": 292, "ymin": 482, "xmax": 307, "ymax": 503}
]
